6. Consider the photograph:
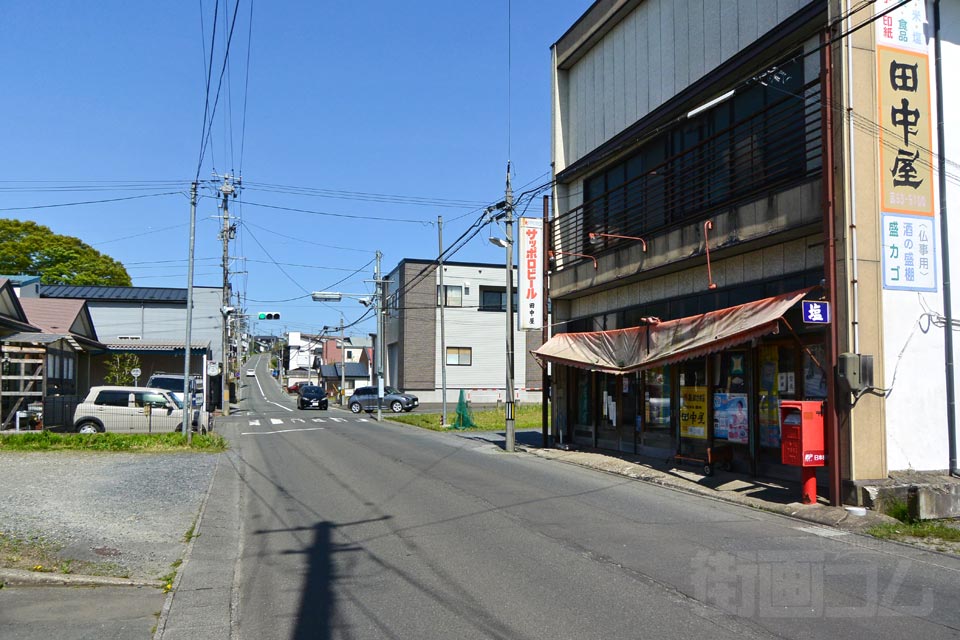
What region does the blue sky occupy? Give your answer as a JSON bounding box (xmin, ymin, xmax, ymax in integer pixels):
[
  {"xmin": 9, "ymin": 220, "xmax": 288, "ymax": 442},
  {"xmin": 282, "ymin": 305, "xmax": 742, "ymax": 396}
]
[{"xmin": 0, "ymin": 1, "xmax": 589, "ymax": 338}]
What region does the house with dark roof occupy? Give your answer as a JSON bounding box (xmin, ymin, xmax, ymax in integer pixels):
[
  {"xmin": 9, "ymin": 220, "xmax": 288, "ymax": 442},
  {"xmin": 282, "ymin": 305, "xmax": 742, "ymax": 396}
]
[
  {"xmin": 0, "ymin": 278, "xmax": 106, "ymax": 429},
  {"xmin": 319, "ymin": 362, "xmax": 371, "ymax": 402},
  {"xmin": 39, "ymin": 284, "xmax": 224, "ymax": 390}
]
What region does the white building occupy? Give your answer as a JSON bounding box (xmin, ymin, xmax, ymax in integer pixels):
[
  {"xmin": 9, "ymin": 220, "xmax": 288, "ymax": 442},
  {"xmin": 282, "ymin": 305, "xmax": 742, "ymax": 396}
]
[{"xmin": 383, "ymin": 259, "xmax": 546, "ymax": 405}]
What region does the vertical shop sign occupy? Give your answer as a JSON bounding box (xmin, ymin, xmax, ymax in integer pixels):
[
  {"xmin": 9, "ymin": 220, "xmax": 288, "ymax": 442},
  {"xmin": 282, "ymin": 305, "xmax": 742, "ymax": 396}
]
[
  {"xmin": 518, "ymin": 217, "xmax": 543, "ymax": 331},
  {"xmin": 680, "ymin": 386, "xmax": 708, "ymax": 439},
  {"xmin": 882, "ymin": 213, "xmax": 937, "ymax": 290},
  {"xmin": 876, "ymin": 0, "xmax": 937, "ymax": 291}
]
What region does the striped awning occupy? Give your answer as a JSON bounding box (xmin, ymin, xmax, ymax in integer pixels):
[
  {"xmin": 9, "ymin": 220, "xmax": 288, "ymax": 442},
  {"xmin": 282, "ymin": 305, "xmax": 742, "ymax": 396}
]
[{"xmin": 533, "ymin": 288, "xmax": 812, "ymax": 374}]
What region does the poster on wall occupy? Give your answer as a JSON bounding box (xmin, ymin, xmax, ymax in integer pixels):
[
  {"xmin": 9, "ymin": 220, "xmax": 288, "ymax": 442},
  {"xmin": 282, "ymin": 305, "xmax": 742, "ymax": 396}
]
[
  {"xmin": 759, "ymin": 345, "xmax": 782, "ymax": 448},
  {"xmin": 714, "ymin": 393, "xmax": 750, "ymax": 444},
  {"xmin": 680, "ymin": 386, "xmax": 707, "ymax": 439}
]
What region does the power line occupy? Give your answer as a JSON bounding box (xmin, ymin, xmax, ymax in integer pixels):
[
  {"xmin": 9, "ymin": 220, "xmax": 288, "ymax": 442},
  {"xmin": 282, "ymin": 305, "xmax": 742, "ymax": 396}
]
[
  {"xmin": 241, "ymin": 220, "xmax": 375, "ymax": 253},
  {"xmin": 234, "ymin": 198, "xmax": 435, "ymax": 224},
  {"xmin": 241, "ymin": 181, "xmax": 486, "ymax": 208},
  {"xmin": 195, "ymin": 0, "xmax": 220, "ymax": 181},
  {"xmin": 239, "ymin": 0, "xmax": 254, "ymax": 175},
  {"xmin": 196, "ymin": 0, "xmax": 242, "ymax": 180},
  {"xmin": 0, "ymin": 191, "xmax": 184, "ymax": 212}
]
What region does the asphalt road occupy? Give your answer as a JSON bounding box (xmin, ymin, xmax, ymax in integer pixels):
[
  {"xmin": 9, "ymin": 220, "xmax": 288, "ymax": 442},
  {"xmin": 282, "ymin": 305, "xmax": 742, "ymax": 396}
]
[{"xmin": 189, "ymin": 355, "xmax": 960, "ymax": 640}]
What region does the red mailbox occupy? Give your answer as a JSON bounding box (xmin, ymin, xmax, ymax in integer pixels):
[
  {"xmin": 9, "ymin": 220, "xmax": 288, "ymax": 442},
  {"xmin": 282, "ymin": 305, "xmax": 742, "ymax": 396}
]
[{"xmin": 780, "ymin": 400, "xmax": 825, "ymax": 504}]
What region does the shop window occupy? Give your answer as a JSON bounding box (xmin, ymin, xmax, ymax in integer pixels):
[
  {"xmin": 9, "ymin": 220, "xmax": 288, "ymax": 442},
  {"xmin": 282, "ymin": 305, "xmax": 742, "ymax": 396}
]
[
  {"xmin": 678, "ymin": 360, "xmax": 709, "ymax": 457},
  {"xmin": 803, "ymin": 344, "xmax": 828, "ymax": 399},
  {"xmin": 575, "ymin": 369, "xmax": 592, "ymax": 428},
  {"xmin": 597, "ymin": 373, "xmax": 619, "ymax": 448},
  {"xmin": 643, "ymin": 367, "xmax": 673, "ymax": 450},
  {"xmin": 713, "ymin": 351, "xmax": 750, "ymax": 444}
]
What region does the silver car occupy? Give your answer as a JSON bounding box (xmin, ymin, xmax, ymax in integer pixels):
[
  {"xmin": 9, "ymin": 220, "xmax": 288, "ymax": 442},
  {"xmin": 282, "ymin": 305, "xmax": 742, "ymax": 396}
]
[{"xmin": 348, "ymin": 386, "xmax": 419, "ymax": 414}]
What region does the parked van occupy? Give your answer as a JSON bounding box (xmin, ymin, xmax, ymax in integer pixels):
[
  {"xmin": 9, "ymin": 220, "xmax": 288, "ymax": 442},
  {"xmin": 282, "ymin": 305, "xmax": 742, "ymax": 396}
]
[{"xmin": 73, "ymin": 386, "xmax": 206, "ymax": 434}]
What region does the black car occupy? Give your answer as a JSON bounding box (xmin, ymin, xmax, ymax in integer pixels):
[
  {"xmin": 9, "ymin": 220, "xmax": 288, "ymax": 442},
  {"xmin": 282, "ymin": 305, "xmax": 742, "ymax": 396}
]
[
  {"xmin": 297, "ymin": 385, "xmax": 329, "ymax": 410},
  {"xmin": 348, "ymin": 386, "xmax": 419, "ymax": 414}
]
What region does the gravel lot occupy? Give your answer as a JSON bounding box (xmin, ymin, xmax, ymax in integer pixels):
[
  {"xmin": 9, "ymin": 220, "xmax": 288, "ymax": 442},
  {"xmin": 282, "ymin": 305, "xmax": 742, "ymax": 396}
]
[{"xmin": 0, "ymin": 451, "xmax": 219, "ymax": 580}]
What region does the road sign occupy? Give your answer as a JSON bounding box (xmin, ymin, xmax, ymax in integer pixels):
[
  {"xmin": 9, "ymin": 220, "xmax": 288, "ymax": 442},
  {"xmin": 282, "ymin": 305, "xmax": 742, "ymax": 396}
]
[{"xmin": 130, "ymin": 367, "xmax": 141, "ymax": 378}]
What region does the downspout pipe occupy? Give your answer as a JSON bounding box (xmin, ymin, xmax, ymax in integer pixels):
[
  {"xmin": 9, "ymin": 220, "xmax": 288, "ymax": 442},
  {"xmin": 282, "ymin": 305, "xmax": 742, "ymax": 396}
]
[
  {"xmin": 933, "ymin": 0, "xmax": 959, "ymax": 477},
  {"xmin": 821, "ymin": 27, "xmax": 842, "ymax": 505}
]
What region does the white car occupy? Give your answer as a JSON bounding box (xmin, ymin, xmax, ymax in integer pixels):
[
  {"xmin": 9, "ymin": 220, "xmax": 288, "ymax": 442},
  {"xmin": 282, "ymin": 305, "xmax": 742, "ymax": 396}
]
[
  {"xmin": 73, "ymin": 386, "xmax": 206, "ymax": 434},
  {"xmin": 246, "ymin": 369, "xmax": 256, "ymax": 377}
]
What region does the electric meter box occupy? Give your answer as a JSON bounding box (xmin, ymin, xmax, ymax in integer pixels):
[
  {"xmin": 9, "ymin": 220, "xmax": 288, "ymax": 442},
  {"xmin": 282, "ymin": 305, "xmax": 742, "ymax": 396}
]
[{"xmin": 780, "ymin": 400, "xmax": 825, "ymax": 467}]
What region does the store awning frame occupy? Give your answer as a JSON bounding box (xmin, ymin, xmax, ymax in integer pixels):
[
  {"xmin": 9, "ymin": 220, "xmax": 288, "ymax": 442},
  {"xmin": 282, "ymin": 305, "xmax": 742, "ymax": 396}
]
[{"xmin": 533, "ymin": 288, "xmax": 814, "ymax": 375}]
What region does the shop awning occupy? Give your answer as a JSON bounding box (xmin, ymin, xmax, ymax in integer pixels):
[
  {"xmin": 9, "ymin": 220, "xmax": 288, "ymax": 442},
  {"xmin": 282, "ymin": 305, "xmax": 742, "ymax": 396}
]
[{"xmin": 533, "ymin": 288, "xmax": 812, "ymax": 375}]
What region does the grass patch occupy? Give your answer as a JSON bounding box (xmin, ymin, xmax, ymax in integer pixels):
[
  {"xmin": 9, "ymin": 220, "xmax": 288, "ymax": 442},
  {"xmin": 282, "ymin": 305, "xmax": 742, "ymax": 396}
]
[
  {"xmin": 0, "ymin": 531, "xmax": 128, "ymax": 577},
  {"xmin": 388, "ymin": 403, "xmax": 546, "ymax": 432},
  {"xmin": 0, "ymin": 430, "xmax": 228, "ymax": 452},
  {"xmin": 883, "ymin": 498, "xmax": 914, "ymax": 524},
  {"xmin": 867, "ymin": 520, "xmax": 960, "ymax": 542}
]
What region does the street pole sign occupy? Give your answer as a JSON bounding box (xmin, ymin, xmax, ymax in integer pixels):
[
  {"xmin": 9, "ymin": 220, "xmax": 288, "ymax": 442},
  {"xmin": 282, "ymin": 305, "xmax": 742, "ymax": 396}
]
[{"xmin": 518, "ymin": 217, "xmax": 543, "ymax": 331}]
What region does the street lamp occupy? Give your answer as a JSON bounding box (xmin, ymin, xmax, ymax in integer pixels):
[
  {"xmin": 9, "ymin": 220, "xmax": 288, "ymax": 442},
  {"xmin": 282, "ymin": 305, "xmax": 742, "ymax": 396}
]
[{"xmin": 310, "ymin": 250, "xmax": 385, "ymax": 420}]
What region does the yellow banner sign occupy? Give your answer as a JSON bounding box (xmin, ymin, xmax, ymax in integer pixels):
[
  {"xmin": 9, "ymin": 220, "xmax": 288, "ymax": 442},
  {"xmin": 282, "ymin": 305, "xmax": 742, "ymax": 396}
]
[
  {"xmin": 680, "ymin": 385, "xmax": 707, "ymax": 439},
  {"xmin": 877, "ymin": 46, "xmax": 933, "ymax": 216}
]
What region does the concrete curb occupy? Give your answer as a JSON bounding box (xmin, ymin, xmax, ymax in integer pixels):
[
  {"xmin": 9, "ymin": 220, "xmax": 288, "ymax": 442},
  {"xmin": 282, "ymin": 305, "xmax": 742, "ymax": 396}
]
[
  {"xmin": 152, "ymin": 450, "xmax": 224, "ymax": 639},
  {"xmin": 0, "ymin": 568, "xmax": 162, "ymax": 588},
  {"xmin": 519, "ymin": 445, "xmax": 898, "ymax": 533}
]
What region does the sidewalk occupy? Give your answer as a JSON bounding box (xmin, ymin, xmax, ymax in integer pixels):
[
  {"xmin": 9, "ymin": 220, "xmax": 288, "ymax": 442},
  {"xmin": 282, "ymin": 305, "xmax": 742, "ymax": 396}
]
[{"xmin": 463, "ymin": 429, "xmax": 897, "ymax": 534}]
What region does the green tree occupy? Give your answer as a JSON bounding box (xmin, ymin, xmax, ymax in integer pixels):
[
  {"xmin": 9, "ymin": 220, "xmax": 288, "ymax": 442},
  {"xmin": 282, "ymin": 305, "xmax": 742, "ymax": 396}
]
[
  {"xmin": 104, "ymin": 353, "xmax": 141, "ymax": 386},
  {"xmin": 0, "ymin": 219, "xmax": 131, "ymax": 286}
]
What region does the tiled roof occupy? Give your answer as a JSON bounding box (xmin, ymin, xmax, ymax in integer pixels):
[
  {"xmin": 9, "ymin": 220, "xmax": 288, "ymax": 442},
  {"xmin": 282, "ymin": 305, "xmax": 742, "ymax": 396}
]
[
  {"xmin": 2, "ymin": 332, "xmax": 64, "ymax": 344},
  {"xmin": 319, "ymin": 362, "xmax": 369, "ymax": 379},
  {"xmin": 40, "ymin": 285, "xmax": 189, "ymax": 302},
  {"xmin": 19, "ymin": 298, "xmax": 86, "ymax": 334}
]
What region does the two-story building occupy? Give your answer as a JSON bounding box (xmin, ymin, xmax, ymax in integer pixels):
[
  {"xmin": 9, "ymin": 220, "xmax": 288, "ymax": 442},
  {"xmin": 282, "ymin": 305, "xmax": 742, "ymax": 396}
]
[
  {"xmin": 384, "ymin": 259, "xmax": 544, "ymax": 405},
  {"xmin": 539, "ymin": 0, "xmax": 960, "ymax": 507}
]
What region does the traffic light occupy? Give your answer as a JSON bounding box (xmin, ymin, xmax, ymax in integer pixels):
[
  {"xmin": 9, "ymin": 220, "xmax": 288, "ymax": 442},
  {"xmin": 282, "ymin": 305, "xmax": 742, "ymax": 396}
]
[{"xmin": 258, "ymin": 312, "xmax": 281, "ymax": 320}]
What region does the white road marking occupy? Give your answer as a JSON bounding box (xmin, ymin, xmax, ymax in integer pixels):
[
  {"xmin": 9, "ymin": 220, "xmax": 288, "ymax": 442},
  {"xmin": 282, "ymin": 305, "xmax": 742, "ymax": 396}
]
[
  {"xmin": 794, "ymin": 526, "xmax": 849, "ymax": 538},
  {"xmin": 241, "ymin": 427, "xmax": 325, "ymax": 436},
  {"xmin": 310, "ymin": 418, "xmax": 326, "ymax": 423},
  {"xmin": 291, "ymin": 418, "xmax": 306, "ymax": 423},
  {"xmin": 250, "ymin": 359, "xmax": 293, "ymax": 412},
  {"xmin": 249, "ymin": 419, "xmax": 260, "ymax": 426},
  {"xmin": 270, "ymin": 418, "xmax": 283, "ymax": 425},
  {"xmin": 330, "ymin": 417, "xmax": 347, "ymax": 423}
]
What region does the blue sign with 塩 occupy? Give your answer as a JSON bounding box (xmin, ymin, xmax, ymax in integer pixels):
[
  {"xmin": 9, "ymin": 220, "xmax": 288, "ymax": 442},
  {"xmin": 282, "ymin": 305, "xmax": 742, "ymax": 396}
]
[{"xmin": 801, "ymin": 300, "xmax": 830, "ymax": 325}]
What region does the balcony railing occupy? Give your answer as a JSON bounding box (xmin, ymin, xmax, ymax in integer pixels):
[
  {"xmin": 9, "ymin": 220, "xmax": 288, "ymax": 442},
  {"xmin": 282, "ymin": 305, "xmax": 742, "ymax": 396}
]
[{"xmin": 554, "ymin": 80, "xmax": 823, "ymax": 262}]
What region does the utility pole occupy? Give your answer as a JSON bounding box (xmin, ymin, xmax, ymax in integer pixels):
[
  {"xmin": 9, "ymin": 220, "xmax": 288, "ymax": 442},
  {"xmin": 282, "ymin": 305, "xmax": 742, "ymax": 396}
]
[
  {"xmin": 340, "ymin": 315, "xmax": 346, "ymax": 406},
  {"xmin": 504, "ymin": 163, "xmax": 516, "ymax": 452},
  {"xmin": 438, "ymin": 216, "xmax": 448, "ymax": 427},
  {"xmin": 183, "ymin": 182, "xmax": 198, "ymax": 444},
  {"xmin": 218, "ymin": 173, "xmax": 238, "ymax": 415},
  {"xmin": 375, "ymin": 250, "xmax": 384, "ymax": 422}
]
